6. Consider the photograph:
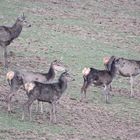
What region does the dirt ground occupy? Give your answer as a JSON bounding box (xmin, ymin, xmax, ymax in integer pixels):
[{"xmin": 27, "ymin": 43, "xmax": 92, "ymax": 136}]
[{"xmin": 0, "ymin": 85, "xmax": 140, "ymax": 140}]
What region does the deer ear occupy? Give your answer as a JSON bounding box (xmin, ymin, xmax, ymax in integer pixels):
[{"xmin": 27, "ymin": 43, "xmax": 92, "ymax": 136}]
[
  {"xmin": 17, "ymin": 13, "xmax": 25, "ymax": 21},
  {"xmin": 22, "ymin": 12, "xmax": 26, "ymax": 19}
]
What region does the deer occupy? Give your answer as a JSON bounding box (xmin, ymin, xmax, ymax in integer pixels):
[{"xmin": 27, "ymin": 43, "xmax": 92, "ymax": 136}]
[
  {"xmin": 81, "ymin": 56, "xmax": 116, "ymax": 103},
  {"xmin": 0, "ymin": 14, "xmax": 31, "ymax": 70},
  {"xmin": 105, "ymin": 56, "xmax": 140, "ymax": 97},
  {"xmin": 22, "ymin": 71, "xmax": 71, "ymax": 123},
  {"xmin": 6, "ymin": 60, "xmax": 65, "ymax": 113}
]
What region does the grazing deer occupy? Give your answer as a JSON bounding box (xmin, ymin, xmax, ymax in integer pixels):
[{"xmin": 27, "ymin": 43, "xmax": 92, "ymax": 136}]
[{"xmin": 0, "ymin": 14, "xmax": 31, "ymax": 70}]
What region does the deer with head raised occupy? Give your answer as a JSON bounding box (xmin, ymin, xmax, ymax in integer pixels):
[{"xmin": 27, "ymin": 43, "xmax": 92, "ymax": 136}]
[
  {"xmin": 105, "ymin": 56, "xmax": 140, "ymax": 97},
  {"xmin": 0, "ymin": 14, "xmax": 31, "ymax": 70}
]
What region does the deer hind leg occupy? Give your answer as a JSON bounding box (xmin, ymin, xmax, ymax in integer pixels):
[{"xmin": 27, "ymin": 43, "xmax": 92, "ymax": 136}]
[
  {"xmin": 22, "ymin": 96, "xmax": 36, "ymax": 121},
  {"xmin": 36, "ymin": 101, "xmax": 43, "ymax": 113},
  {"xmin": 7, "ymin": 93, "xmax": 13, "ymax": 113},
  {"xmin": 49, "ymin": 103, "xmax": 53, "ymax": 123},
  {"xmin": 6, "ymin": 86, "xmax": 20, "ymax": 113},
  {"xmin": 109, "ymin": 83, "xmax": 112, "ymax": 91},
  {"xmin": 6, "ymin": 91, "xmax": 16, "ymax": 113},
  {"xmin": 22, "ymin": 101, "xmax": 33, "ymax": 121},
  {"xmin": 0, "ymin": 46, "xmax": 3, "ymax": 66},
  {"xmin": 36, "ymin": 100, "xmax": 39, "ymax": 113},
  {"xmin": 3, "ymin": 46, "xmax": 8, "ymax": 70},
  {"xmin": 130, "ymin": 76, "xmax": 134, "ymax": 97},
  {"xmin": 81, "ymin": 81, "xmax": 89, "ymax": 101}
]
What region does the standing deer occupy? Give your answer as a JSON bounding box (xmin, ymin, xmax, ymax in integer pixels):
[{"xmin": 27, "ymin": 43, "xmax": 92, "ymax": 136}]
[
  {"xmin": 6, "ymin": 60, "xmax": 65, "ymax": 113},
  {"xmin": 81, "ymin": 56, "xmax": 116, "ymax": 103},
  {"xmin": 23, "ymin": 71, "xmax": 71, "ymax": 123},
  {"xmin": 106, "ymin": 56, "xmax": 140, "ymax": 97},
  {"xmin": 0, "ymin": 14, "xmax": 31, "ymax": 70}
]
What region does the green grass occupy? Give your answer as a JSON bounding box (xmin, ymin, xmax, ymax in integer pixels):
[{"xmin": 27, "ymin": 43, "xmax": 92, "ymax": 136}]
[{"xmin": 0, "ymin": 111, "xmax": 76, "ymax": 136}]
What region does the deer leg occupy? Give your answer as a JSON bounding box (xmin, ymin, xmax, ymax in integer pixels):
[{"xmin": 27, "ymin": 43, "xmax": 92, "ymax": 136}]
[
  {"xmin": 101, "ymin": 86, "xmax": 106, "ymax": 102},
  {"xmin": 52, "ymin": 102, "xmax": 57, "ymax": 123},
  {"xmin": 109, "ymin": 84, "xmax": 112, "ymax": 91},
  {"xmin": 22, "ymin": 96, "xmax": 36, "ymax": 121},
  {"xmin": 107, "ymin": 87, "xmax": 111, "ymax": 103},
  {"xmin": 29, "ymin": 104, "xmax": 33, "ymax": 121},
  {"xmin": 36, "ymin": 100, "xmax": 39, "ymax": 113},
  {"xmin": 108, "ymin": 83, "xmax": 113, "ymax": 96},
  {"xmin": 103, "ymin": 85, "xmax": 110, "ymax": 104},
  {"xmin": 49, "ymin": 103, "xmax": 53, "ymax": 123},
  {"xmin": 3, "ymin": 46, "xmax": 8, "ymax": 70},
  {"xmin": 22, "ymin": 101, "xmax": 32, "ymax": 121},
  {"xmin": 6, "ymin": 91, "xmax": 16, "ymax": 113},
  {"xmin": 130, "ymin": 76, "xmax": 134, "ymax": 97},
  {"xmin": 0, "ymin": 45, "xmax": 2, "ymax": 65},
  {"xmin": 40, "ymin": 102, "xmax": 43, "ymax": 113},
  {"xmin": 6, "ymin": 87, "xmax": 19, "ymax": 113},
  {"xmin": 36, "ymin": 101, "xmax": 43, "ymax": 113},
  {"xmin": 7, "ymin": 94, "xmax": 13, "ymax": 113},
  {"xmin": 81, "ymin": 81, "xmax": 89, "ymax": 100}
]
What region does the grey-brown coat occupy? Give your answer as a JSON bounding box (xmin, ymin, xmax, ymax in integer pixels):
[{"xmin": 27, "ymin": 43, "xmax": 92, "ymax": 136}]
[
  {"xmin": 22, "ymin": 72, "xmax": 70, "ymax": 123},
  {"xmin": 106, "ymin": 56, "xmax": 140, "ymax": 97},
  {"xmin": 81, "ymin": 59, "xmax": 116, "ymax": 103},
  {"xmin": 0, "ymin": 14, "xmax": 31, "ymax": 69},
  {"xmin": 6, "ymin": 60, "xmax": 65, "ymax": 112}
]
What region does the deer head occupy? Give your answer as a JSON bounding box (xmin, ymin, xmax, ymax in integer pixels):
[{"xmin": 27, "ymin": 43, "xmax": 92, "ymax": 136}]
[{"xmin": 17, "ymin": 13, "xmax": 31, "ymax": 27}]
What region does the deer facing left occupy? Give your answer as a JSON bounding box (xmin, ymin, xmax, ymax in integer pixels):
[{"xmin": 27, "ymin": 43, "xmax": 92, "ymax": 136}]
[{"xmin": 0, "ymin": 14, "xmax": 31, "ymax": 70}]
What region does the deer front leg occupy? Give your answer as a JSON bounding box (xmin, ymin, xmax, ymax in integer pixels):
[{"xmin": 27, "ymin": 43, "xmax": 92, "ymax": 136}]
[
  {"xmin": 40, "ymin": 102, "xmax": 43, "ymax": 113},
  {"xmin": 130, "ymin": 76, "xmax": 134, "ymax": 97},
  {"xmin": 103, "ymin": 85, "xmax": 110, "ymax": 104}
]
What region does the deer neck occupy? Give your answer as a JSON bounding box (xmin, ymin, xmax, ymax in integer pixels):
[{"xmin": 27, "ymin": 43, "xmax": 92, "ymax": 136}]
[
  {"xmin": 109, "ymin": 63, "xmax": 117, "ymax": 78},
  {"xmin": 46, "ymin": 65, "xmax": 55, "ymax": 81},
  {"xmin": 59, "ymin": 78, "xmax": 67, "ymax": 93},
  {"xmin": 137, "ymin": 61, "xmax": 140, "ymax": 68},
  {"xmin": 10, "ymin": 22, "xmax": 23, "ymax": 39}
]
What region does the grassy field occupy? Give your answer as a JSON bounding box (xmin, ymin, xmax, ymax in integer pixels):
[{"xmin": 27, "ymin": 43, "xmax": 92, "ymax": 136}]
[{"xmin": 0, "ymin": 0, "xmax": 140, "ymax": 139}]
